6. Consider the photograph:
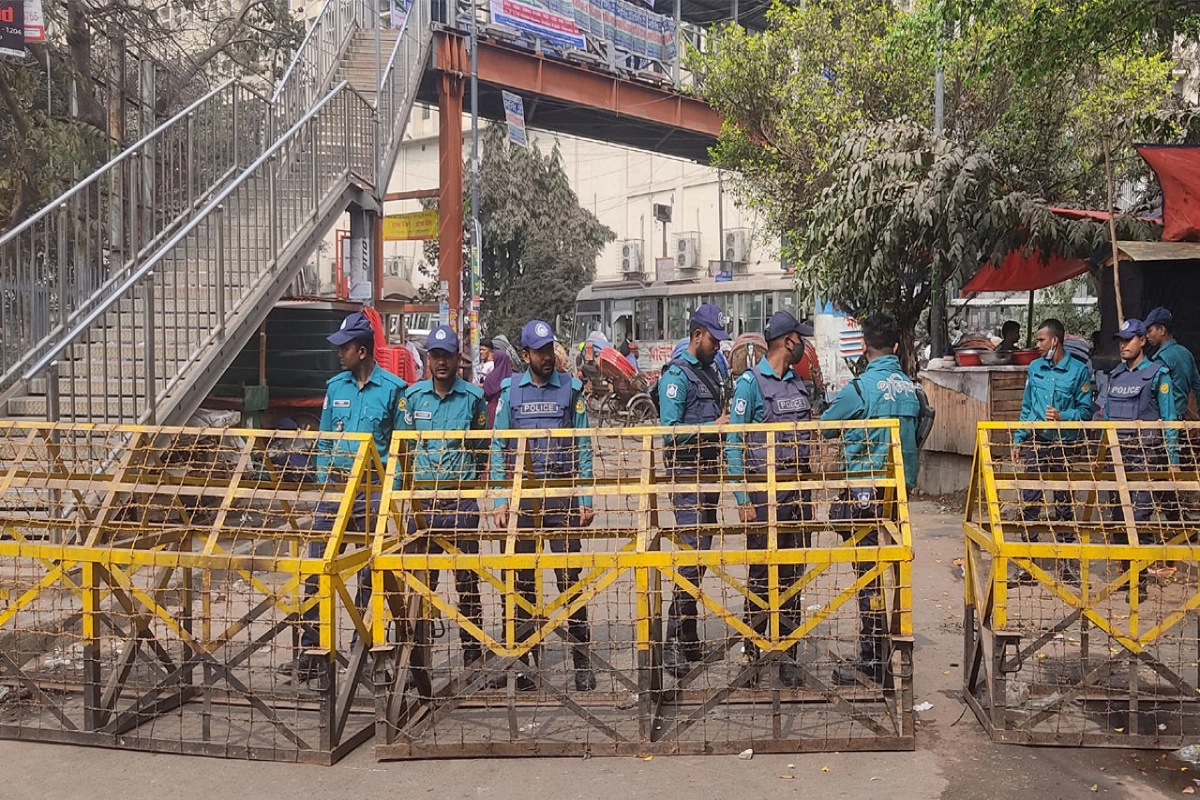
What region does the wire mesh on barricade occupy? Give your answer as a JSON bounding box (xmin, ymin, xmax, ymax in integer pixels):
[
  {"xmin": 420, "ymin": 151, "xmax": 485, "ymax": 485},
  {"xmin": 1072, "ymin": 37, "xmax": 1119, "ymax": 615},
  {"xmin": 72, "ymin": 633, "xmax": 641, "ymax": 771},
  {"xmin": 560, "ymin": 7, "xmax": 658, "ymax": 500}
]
[
  {"xmin": 0, "ymin": 422, "xmax": 387, "ymax": 763},
  {"xmin": 371, "ymin": 420, "xmax": 914, "ymax": 758},
  {"xmin": 964, "ymin": 421, "xmax": 1200, "ymax": 747}
]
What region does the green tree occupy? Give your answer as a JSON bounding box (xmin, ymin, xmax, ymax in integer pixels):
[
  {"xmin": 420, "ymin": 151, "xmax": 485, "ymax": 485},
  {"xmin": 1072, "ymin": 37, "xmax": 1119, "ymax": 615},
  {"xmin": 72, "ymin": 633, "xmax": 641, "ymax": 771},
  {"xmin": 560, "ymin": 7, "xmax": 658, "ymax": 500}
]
[
  {"xmin": 420, "ymin": 125, "xmax": 615, "ymax": 344},
  {"xmin": 0, "ymin": 0, "xmax": 302, "ymax": 229}
]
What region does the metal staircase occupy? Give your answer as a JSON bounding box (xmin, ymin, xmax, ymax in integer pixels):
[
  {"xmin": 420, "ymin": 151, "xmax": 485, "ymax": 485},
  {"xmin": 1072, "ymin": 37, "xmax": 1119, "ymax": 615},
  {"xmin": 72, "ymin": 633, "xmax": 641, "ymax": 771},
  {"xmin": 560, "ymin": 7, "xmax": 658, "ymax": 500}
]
[{"xmin": 0, "ymin": 0, "xmax": 431, "ymax": 422}]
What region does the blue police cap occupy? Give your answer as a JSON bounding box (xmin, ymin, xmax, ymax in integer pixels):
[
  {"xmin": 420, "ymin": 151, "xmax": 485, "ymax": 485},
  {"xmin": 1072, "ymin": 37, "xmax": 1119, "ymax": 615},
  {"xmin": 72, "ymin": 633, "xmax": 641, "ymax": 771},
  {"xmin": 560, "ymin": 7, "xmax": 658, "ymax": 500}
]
[
  {"xmin": 328, "ymin": 311, "xmax": 375, "ymax": 346},
  {"xmin": 426, "ymin": 324, "xmax": 459, "ymax": 353},
  {"xmin": 521, "ymin": 319, "xmax": 556, "ymax": 350},
  {"xmin": 690, "ymin": 303, "xmax": 730, "ymax": 342},
  {"xmin": 1145, "ymin": 307, "xmax": 1173, "ymax": 328},
  {"xmin": 764, "ymin": 310, "xmax": 814, "ymax": 342},
  {"xmin": 1115, "ymin": 318, "xmax": 1147, "ymax": 340}
]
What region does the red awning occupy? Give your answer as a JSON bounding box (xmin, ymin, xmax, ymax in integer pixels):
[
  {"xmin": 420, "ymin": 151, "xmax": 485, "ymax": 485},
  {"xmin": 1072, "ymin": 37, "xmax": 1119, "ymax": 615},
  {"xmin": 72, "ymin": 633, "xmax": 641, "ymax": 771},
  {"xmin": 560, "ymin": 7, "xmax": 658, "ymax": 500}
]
[
  {"xmin": 960, "ymin": 249, "xmax": 1088, "ymax": 295},
  {"xmin": 1137, "ymin": 145, "xmax": 1200, "ymax": 242}
]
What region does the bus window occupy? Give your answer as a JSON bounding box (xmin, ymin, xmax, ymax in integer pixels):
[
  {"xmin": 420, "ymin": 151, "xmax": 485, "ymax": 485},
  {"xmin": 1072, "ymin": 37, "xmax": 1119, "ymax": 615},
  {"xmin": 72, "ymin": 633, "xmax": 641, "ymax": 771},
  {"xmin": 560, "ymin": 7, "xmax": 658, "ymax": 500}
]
[
  {"xmin": 777, "ymin": 291, "xmax": 799, "ymax": 316},
  {"xmin": 667, "ymin": 296, "xmax": 692, "ymax": 340},
  {"xmin": 611, "ymin": 299, "xmax": 634, "ymax": 345},
  {"xmin": 574, "ymin": 300, "xmax": 604, "ymax": 342},
  {"xmin": 634, "ymin": 298, "xmax": 663, "ymax": 341},
  {"xmin": 744, "ymin": 292, "xmax": 765, "ymax": 335}
]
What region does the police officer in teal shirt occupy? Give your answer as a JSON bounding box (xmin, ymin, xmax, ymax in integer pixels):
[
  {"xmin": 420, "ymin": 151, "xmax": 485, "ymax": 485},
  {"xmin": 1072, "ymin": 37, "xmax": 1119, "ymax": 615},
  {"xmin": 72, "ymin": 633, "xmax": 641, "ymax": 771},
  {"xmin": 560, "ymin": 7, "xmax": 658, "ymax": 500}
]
[
  {"xmin": 1146, "ymin": 306, "xmax": 1197, "ymax": 522},
  {"xmin": 820, "ymin": 313, "xmax": 920, "ymax": 686},
  {"xmin": 293, "ymin": 311, "xmax": 407, "ymax": 686},
  {"xmin": 490, "ymin": 320, "xmax": 596, "ymax": 691},
  {"xmin": 1103, "ymin": 319, "xmax": 1178, "ymax": 539},
  {"xmin": 1010, "ymin": 318, "xmax": 1094, "ymax": 550},
  {"xmin": 401, "ymin": 324, "xmax": 488, "ymax": 667},
  {"xmin": 659, "ymin": 303, "xmax": 729, "ymax": 677},
  {"xmin": 726, "ymin": 311, "xmax": 814, "ymax": 688}
]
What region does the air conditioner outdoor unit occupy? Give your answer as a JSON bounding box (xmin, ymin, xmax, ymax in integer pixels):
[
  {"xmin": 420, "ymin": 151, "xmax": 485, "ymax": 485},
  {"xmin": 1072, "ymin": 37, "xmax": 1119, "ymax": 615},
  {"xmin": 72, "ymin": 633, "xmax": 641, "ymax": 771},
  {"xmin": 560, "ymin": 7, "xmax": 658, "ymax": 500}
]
[
  {"xmin": 724, "ymin": 229, "xmax": 749, "ymax": 263},
  {"xmin": 619, "ymin": 240, "xmax": 644, "ymax": 274},
  {"xmin": 384, "ymin": 255, "xmax": 409, "ymax": 278},
  {"xmin": 675, "ymin": 233, "xmax": 701, "ymax": 271}
]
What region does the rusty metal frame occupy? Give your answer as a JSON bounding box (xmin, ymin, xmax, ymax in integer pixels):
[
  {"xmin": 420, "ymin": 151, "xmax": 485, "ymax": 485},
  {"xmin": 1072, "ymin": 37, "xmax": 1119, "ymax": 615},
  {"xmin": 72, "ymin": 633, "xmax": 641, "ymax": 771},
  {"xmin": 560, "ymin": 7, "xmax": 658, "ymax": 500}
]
[
  {"xmin": 0, "ymin": 422, "xmax": 389, "ymax": 764},
  {"xmin": 963, "ymin": 421, "xmax": 1200, "ymax": 747},
  {"xmin": 371, "ymin": 421, "xmax": 915, "ymax": 759}
]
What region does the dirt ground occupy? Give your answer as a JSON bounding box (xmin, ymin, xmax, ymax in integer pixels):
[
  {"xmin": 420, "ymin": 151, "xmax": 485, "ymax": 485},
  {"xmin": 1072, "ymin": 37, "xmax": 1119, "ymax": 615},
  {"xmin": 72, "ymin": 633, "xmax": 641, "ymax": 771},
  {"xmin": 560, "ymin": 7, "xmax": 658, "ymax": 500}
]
[{"xmin": 0, "ymin": 501, "xmax": 1193, "ymax": 800}]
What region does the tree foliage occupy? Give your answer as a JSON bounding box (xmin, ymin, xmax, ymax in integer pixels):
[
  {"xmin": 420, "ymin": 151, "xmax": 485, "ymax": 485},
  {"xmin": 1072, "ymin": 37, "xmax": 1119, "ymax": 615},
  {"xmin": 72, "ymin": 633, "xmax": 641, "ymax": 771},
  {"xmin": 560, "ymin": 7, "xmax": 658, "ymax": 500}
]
[
  {"xmin": 690, "ymin": 0, "xmax": 1188, "ymax": 368},
  {"xmin": 420, "ymin": 125, "xmax": 615, "ymax": 344},
  {"xmin": 0, "ymin": 0, "xmax": 302, "ymax": 229}
]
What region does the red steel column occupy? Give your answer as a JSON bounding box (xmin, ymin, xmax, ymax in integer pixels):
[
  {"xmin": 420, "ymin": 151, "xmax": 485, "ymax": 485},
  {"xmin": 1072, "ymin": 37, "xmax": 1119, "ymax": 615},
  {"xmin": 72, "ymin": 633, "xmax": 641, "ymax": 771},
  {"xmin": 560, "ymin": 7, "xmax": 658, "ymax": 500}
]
[{"xmin": 437, "ymin": 72, "xmax": 464, "ymax": 329}]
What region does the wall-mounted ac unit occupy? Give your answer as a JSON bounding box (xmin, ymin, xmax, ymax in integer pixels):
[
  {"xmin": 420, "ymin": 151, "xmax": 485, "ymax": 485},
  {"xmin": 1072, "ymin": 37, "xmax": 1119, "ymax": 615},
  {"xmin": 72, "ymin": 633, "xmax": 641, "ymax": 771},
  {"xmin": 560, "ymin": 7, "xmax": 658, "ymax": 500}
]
[
  {"xmin": 724, "ymin": 228, "xmax": 749, "ymax": 263},
  {"xmin": 675, "ymin": 233, "xmax": 701, "ymax": 272},
  {"xmin": 619, "ymin": 240, "xmax": 644, "ymax": 276},
  {"xmin": 384, "ymin": 255, "xmax": 409, "ymax": 279}
]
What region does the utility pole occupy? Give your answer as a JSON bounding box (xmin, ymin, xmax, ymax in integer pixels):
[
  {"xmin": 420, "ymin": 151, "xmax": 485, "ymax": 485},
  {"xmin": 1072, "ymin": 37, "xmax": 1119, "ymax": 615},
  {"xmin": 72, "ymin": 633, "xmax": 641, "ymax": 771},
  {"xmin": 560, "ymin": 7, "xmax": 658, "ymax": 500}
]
[
  {"xmin": 928, "ymin": 31, "xmax": 947, "ymax": 363},
  {"xmin": 469, "ymin": 0, "xmax": 482, "ymax": 377}
]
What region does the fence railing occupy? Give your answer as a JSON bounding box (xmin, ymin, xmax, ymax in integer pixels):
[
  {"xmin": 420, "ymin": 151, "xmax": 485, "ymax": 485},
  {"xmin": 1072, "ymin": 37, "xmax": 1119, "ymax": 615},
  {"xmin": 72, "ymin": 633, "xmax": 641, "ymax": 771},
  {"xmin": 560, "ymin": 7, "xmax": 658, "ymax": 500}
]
[
  {"xmin": 272, "ymin": 0, "xmax": 379, "ymax": 136},
  {"xmin": 0, "ymin": 81, "xmax": 270, "ymax": 398},
  {"xmin": 964, "ymin": 421, "xmax": 1200, "ymax": 748},
  {"xmin": 22, "ymin": 82, "xmax": 378, "ymax": 425}
]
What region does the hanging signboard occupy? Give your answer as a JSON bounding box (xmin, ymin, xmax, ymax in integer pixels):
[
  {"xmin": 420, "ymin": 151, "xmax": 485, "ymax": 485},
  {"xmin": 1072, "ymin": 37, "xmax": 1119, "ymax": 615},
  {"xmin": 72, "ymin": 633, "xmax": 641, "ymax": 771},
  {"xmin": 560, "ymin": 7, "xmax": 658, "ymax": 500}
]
[
  {"xmin": 490, "ymin": 0, "xmax": 586, "ymax": 49},
  {"xmin": 383, "ymin": 209, "xmax": 439, "ymax": 241},
  {"xmin": 0, "ymin": 0, "xmax": 24, "ymax": 59},
  {"xmin": 502, "ymin": 90, "xmax": 528, "ymax": 148},
  {"xmin": 23, "ymin": 0, "xmax": 41, "ymax": 41}
]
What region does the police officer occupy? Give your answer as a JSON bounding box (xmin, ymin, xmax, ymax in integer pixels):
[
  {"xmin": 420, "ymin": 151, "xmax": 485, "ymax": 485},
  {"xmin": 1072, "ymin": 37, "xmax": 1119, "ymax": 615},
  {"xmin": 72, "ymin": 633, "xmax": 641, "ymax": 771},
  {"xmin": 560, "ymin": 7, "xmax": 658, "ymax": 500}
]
[
  {"xmin": 726, "ymin": 310, "xmax": 814, "ymax": 688},
  {"xmin": 1105, "ymin": 319, "xmax": 1178, "ymax": 548},
  {"xmin": 659, "ymin": 303, "xmax": 729, "ymax": 677},
  {"xmin": 1010, "ymin": 318, "xmax": 1094, "ymax": 565},
  {"xmin": 820, "ymin": 313, "xmax": 920, "ymax": 686},
  {"xmin": 491, "ymin": 319, "xmax": 596, "ymax": 692},
  {"xmin": 291, "ymin": 311, "xmax": 407, "ymax": 685},
  {"xmin": 1146, "ymin": 306, "xmax": 1197, "ymax": 522},
  {"xmin": 401, "ymin": 324, "xmax": 488, "ymax": 667}
]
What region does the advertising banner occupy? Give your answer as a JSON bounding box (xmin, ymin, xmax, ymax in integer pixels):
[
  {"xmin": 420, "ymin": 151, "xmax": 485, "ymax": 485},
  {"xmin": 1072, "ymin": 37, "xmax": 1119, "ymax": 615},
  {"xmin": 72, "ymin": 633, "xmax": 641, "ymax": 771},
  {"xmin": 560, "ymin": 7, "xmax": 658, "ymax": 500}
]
[
  {"xmin": 390, "ymin": 0, "xmax": 411, "ymax": 29},
  {"xmin": 23, "ymin": 0, "xmax": 41, "ymax": 41},
  {"xmin": 383, "ymin": 209, "xmax": 439, "ymax": 241},
  {"xmin": 502, "ymin": 90, "xmax": 528, "ymax": 148},
  {"xmin": 0, "ymin": 0, "xmax": 23, "ymax": 59},
  {"xmin": 490, "ymin": 0, "xmax": 586, "ymax": 49}
]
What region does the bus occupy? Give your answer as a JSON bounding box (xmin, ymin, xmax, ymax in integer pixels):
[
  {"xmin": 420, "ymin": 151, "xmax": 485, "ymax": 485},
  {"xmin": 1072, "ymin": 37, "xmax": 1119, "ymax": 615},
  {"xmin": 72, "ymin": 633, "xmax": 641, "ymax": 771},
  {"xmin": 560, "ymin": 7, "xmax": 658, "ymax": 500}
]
[{"xmin": 573, "ymin": 274, "xmax": 803, "ymax": 373}]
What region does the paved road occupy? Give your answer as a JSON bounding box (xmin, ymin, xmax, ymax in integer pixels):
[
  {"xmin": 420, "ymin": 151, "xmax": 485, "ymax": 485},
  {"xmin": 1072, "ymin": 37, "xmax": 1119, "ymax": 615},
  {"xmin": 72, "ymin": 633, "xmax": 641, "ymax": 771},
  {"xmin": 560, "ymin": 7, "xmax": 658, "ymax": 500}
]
[{"xmin": 0, "ymin": 503, "xmax": 1186, "ymax": 799}]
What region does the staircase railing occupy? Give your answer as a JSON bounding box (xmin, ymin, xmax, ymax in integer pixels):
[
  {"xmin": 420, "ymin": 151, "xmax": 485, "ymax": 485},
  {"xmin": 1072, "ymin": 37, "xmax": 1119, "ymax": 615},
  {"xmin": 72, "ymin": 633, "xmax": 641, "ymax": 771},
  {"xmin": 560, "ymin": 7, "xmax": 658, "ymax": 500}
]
[
  {"xmin": 272, "ymin": 0, "xmax": 380, "ymax": 135},
  {"xmin": 376, "ymin": 0, "xmax": 432, "ymax": 183},
  {"xmin": 0, "ymin": 80, "xmax": 270, "ymax": 397},
  {"xmin": 24, "ymin": 82, "xmax": 378, "ymax": 425}
]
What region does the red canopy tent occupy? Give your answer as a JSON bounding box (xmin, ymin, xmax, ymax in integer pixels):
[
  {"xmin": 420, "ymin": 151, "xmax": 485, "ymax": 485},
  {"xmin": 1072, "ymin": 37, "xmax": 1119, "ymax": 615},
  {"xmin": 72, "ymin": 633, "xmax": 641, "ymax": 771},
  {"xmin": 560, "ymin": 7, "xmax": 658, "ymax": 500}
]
[{"xmin": 960, "ymin": 249, "xmax": 1088, "ymax": 294}]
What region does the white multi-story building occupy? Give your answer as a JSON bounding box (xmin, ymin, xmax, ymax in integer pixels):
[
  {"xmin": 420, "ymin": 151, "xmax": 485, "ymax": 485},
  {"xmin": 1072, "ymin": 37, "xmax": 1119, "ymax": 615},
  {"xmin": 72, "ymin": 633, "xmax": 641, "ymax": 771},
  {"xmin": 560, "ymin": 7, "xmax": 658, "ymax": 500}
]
[{"xmin": 318, "ymin": 103, "xmax": 782, "ymax": 294}]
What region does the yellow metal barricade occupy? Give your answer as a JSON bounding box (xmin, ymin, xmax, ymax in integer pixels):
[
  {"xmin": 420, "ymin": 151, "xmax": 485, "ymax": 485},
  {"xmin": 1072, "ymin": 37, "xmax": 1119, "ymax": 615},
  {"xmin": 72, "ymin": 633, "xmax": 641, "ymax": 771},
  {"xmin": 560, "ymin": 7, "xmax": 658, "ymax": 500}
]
[
  {"xmin": 371, "ymin": 420, "xmax": 914, "ymax": 758},
  {"xmin": 0, "ymin": 422, "xmax": 387, "ymax": 763},
  {"xmin": 964, "ymin": 421, "xmax": 1200, "ymax": 747}
]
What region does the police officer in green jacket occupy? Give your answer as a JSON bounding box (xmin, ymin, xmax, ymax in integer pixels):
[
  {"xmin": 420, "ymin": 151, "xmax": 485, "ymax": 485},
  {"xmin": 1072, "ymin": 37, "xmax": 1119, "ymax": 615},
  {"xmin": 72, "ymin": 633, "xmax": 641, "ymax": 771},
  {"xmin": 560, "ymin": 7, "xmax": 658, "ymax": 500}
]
[
  {"xmin": 290, "ymin": 311, "xmax": 407, "ymax": 687},
  {"xmin": 1010, "ymin": 318, "xmax": 1094, "ymax": 554},
  {"xmin": 401, "ymin": 324, "xmax": 488, "ymax": 667},
  {"xmin": 1146, "ymin": 306, "xmax": 1198, "ymax": 522},
  {"xmin": 820, "ymin": 313, "xmax": 919, "ymax": 686}
]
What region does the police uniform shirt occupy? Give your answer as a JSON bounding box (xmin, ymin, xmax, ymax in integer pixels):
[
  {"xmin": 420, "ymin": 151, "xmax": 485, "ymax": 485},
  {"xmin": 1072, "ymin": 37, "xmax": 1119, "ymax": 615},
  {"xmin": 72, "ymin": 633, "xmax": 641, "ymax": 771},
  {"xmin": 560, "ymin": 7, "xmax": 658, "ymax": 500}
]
[
  {"xmin": 401, "ymin": 377, "xmax": 488, "ymax": 483},
  {"xmin": 659, "ymin": 350, "xmax": 721, "ymax": 445},
  {"xmin": 820, "ymin": 353, "xmax": 920, "ymax": 488},
  {"xmin": 318, "ymin": 363, "xmax": 407, "ymax": 476},
  {"xmin": 1013, "ymin": 352, "xmax": 1094, "ymax": 444},
  {"xmin": 1153, "ymin": 338, "xmax": 1200, "ymax": 417},
  {"xmin": 489, "ymin": 370, "xmax": 594, "ymax": 507},
  {"xmin": 726, "ymin": 356, "xmax": 805, "ymax": 504}
]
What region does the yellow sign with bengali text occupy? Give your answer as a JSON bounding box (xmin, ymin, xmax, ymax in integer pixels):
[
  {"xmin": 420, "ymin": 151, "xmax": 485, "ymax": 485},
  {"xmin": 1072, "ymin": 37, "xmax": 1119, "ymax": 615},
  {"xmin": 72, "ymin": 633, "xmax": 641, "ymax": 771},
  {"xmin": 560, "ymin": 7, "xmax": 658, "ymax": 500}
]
[{"xmin": 383, "ymin": 209, "xmax": 438, "ymax": 241}]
